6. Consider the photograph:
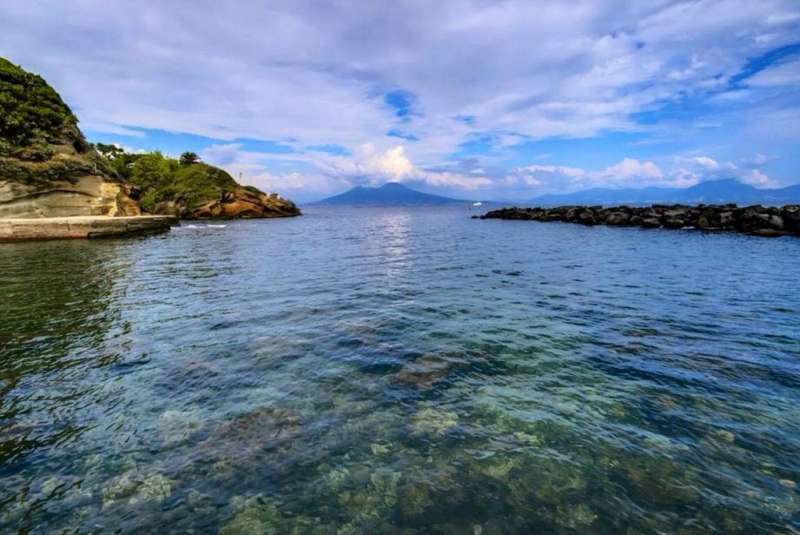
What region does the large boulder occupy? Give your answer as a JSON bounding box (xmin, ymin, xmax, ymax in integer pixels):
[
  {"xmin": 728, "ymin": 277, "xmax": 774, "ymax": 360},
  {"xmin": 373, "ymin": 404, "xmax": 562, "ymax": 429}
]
[
  {"xmin": 604, "ymin": 211, "xmax": 631, "ymax": 226},
  {"xmin": 0, "ymin": 57, "xmax": 140, "ymax": 218}
]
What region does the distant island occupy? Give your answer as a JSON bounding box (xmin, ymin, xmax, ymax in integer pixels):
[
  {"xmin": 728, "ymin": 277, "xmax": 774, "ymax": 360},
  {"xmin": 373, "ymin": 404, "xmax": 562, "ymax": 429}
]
[
  {"xmin": 312, "ymin": 182, "xmax": 471, "ymax": 206},
  {"xmin": 0, "ymin": 56, "xmax": 299, "ymax": 240},
  {"xmin": 529, "ymin": 179, "xmax": 800, "ymax": 206}
]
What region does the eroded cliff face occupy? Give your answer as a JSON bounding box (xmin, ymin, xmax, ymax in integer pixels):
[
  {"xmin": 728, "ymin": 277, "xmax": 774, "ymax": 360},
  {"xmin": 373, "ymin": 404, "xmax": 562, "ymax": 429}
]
[
  {"xmin": 0, "ymin": 57, "xmax": 140, "ymax": 218},
  {"xmin": 0, "ymin": 173, "xmax": 141, "ymax": 218},
  {"xmin": 154, "ymin": 189, "xmax": 300, "ymax": 219}
]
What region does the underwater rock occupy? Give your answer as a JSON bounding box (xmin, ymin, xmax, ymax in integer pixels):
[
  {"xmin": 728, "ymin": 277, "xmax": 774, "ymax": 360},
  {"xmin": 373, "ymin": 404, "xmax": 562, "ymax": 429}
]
[
  {"xmin": 479, "ymin": 456, "xmax": 520, "ymax": 479},
  {"xmin": 512, "ymin": 431, "xmax": 544, "ymax": 448},
  {"xmin": 711, "ymin": 429, "xmax": 736, "ymax": 444},
  {"xmin": 552, "ymin": 503, "xmax": 598, "ymax": 529},
  {"xmin": 398, "ymin": 480, "xmax": 432, "ymax": 518},
  {"xmin": 188, "ymin": 406, "xmax": 304, "ymax": 485},
  {"xmin": 220, "ymin": 495, "xmax": 326, "ymax": 535},
  {"xmin": 392, "ymin": 355, "xmax": 455, "ymax": 389},
  {"xmin": 220, "ymin": 496, "xmax": 282, "ymax": 535},
  {"xmin": 410, "ymin": 407, "xmax": 459, "ymax": 437},
  {"xmin": 369, "ymin": 442, "xmax": 391, "ymax": 456},
  {"xmin": 158, "ymin": 408, "xmax": 203, "ymax": 447},
  {"xmin": 101, "ymin": 471, "xmax": 172, "ymax": 509},
  {"xmin": 336, "ymin": 469, "xmax": 402, "ymax": 530},
  {"xmin": 200, "ymin": 407, "xmax": 302, "ymax": 462}
]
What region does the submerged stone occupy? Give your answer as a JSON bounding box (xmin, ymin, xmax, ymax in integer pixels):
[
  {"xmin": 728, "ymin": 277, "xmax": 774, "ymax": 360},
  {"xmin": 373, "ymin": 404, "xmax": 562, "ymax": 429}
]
[
  {"xmin": 410, "ymin": 407, "xmax": 459, "ymax": 436},
  {"xmin": 200, "ymin": 407, "xmax": 302, "ymax": 462},
  {"xmin": 158, "ymin": 408, "xmax": 203, "ymax": 447},
  {"xmin": 220, "ymin": 495, "xmax": 325, "ymax": 535},
  {"xmin": 392, "ymin": 355, "xmax": 455, "ymax": 389},
  {"xmin": 101, "ymin": 471, "xmax": 172, "ymax": 509}
]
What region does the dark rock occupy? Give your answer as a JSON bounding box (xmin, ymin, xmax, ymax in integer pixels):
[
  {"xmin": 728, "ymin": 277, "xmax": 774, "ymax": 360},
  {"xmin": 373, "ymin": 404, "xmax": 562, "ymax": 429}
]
[
  {"xmin": 478, "ymin": 203, "xmax": 800, "ymax": 238},
  {"xmin": 605, "ymin": 212, "xmax": 630, "ymax": 226},
  {"xmin": 576, "ymin": 211, "xmax": 596, "ymax": 225}
]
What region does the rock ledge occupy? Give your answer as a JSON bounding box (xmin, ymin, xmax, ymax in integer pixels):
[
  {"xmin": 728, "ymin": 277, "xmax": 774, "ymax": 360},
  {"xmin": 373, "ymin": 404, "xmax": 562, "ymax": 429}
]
[{"xmin": 0, "ymin": 215, "xmax": 177, "ymax": 241}]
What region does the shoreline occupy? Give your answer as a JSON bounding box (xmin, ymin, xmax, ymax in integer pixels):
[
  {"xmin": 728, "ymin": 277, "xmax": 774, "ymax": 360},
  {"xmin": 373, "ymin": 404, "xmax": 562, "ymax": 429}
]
[
  {"xmin": 476, "ymin": 204, "xmax": 800, "ymax": 237},
  {"xmin": 0, "ymin": 215, "xmax": 178, "ymax": 241}
]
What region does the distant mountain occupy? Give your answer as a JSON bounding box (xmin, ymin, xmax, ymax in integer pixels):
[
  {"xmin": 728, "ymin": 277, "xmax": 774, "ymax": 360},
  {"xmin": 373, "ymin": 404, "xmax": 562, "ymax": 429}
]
[
  {"xmin": 313, "ymin": 182, "xmax": 470, "ymax": 205},
  {"xmin": 529, "ymin": 179, "xmax": 800, "ymax": 206}
]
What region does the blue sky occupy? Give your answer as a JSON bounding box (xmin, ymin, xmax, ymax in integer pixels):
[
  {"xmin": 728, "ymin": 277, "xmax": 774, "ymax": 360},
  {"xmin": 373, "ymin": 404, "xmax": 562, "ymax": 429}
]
[{"xmin": 1, "ymin": 1, "xmax": 799, "ymax": 202}]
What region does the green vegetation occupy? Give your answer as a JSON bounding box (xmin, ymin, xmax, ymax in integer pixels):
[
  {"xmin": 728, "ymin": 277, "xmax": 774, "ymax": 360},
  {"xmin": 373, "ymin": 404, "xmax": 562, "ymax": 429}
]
[
  {"xmin": 0, "ymin": 56, "xmax": 117, "ymax": 188},
  {"xmin": 97, "ymin": 147, "xmax": 262, "ymax": 212},
  {"xmin": 179, "ymin": 151, "xmax": 200, "ymax": 166},
  {"xmin": 0, "ymin": 57, "xmax": 86, "ymax": 153}
]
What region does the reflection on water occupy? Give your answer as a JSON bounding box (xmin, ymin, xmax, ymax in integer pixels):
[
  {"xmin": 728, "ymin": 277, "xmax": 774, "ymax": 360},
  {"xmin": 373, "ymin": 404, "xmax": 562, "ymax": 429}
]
[{"xmin": 1, "ymin": 206, "xmax": 800, "ymax": 534}]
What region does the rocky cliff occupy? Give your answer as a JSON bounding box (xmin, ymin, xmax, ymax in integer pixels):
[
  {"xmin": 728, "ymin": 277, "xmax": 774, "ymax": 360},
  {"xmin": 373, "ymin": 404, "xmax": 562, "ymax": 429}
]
[
  {"xmin": 0, "ymin": 57, "xmax": 141, "ymax": 218},
  {"xmin": 1, "ymin": 57, "xmax": 300, "ymax": 221},
  {"xmin": 101, "ymin": 150, "xmax": 301, "ymax": 219}
]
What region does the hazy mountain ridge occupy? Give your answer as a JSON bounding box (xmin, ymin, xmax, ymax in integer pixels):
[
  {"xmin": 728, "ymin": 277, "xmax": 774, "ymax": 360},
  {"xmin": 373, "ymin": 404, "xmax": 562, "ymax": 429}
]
[
  {"xmin": 529, "ymin": 179, "xmax": 800, "ymax": 206},
  {"xmin": 313, "ymin": 182, "xmax": 470, "ymax": 205}
]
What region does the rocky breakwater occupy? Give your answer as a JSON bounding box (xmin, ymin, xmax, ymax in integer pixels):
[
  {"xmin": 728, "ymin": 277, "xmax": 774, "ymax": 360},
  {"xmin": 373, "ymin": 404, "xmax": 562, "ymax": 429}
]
[{"xmin": 477, "ymin": 204, "xmax": 800, "ymax": 238}]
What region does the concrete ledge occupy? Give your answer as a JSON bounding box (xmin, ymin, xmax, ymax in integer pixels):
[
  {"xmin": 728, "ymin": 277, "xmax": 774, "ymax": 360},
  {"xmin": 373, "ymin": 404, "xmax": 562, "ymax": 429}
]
[{"xmin": 0, "ymin": 215, "xmax": 179, "ymax": 241}]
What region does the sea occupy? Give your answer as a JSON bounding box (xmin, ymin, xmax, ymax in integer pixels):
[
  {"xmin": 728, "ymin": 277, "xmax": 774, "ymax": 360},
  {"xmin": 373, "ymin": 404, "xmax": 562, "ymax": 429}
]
[{"xmin": 1, "ymin": 205, "xmax": 799, "ymax": 534}]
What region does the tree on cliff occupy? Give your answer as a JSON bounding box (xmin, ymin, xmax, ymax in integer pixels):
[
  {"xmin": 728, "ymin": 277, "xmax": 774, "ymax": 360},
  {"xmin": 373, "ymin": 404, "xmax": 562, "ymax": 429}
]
[
  {"xmin": 180, "ymin": 152, "xmax": 200, "ymax": 166},
  {"xmin": 95, "ymin": 143, "xmax": 124, "ymax": 159}
]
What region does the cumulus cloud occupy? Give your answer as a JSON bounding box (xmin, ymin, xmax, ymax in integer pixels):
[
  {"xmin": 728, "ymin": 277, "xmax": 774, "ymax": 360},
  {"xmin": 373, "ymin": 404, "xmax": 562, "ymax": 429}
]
[
  {"xmin": 598, "ymin": 158, "xmax": 663, "ymax": 181},
  {"xmin": 501, "ymin": 153, "xmax": 779, "ymax": 194},
  {"xmin": 687, "ymin": 156, "xmax": 721, "ymax": 171},
  {"xmin": 671, "ymin": 154, "xmax": 778, "ymax": 187},
  {"xmin": 201, "ymin": 142, "xmax": 491, "ymax": 200}
]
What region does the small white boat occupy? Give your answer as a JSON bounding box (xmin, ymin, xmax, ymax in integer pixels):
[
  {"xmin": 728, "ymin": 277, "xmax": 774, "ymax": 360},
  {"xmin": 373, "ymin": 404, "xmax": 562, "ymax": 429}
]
[{"xmin": 473, "ymin": 202, "xmax": 483, "ymax": 207}]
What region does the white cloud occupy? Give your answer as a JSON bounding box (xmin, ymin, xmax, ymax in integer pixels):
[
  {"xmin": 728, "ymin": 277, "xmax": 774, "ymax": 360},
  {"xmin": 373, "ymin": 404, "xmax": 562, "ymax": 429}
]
[
  {"xmin": 687, "ymin": 156, "xmax": 720, "ymax": 171},
  {"xmin": 671, "ymin": 153, "xmax": 778, "ymax": 187},
  {"xmin": 599, "ymin": 158, "xmax": 663, "ymax": 181},
  {"xmin": 746, "ymin": 58, "xmax": 800, "ymax": 87},
  {"xmin": 362, "ymin": 146, "xmax": 415, "ymax": 182},
  {"xmin": 518, "ymin": 165, "xmax": 586, "ymax": 178},
  {"xmin": 739, "ymin": 169, "xmax": 774, "ymax": 186},
  {"xmin": 741, "ymin": 153, "xmax": 772, "ymax": 166}
]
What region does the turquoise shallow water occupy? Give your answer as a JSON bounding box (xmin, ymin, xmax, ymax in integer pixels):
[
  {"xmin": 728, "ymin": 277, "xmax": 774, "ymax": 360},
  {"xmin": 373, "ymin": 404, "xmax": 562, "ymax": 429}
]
[{"xmin": 1, "ymin": 205, "xmax": 800, "ymax": 534}]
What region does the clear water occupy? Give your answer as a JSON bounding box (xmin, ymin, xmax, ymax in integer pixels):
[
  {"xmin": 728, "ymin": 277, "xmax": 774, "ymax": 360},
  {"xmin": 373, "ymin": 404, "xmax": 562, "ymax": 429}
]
[{"xmin": 1, "ymin": 206, "xmax": 799, "ymax": 534}]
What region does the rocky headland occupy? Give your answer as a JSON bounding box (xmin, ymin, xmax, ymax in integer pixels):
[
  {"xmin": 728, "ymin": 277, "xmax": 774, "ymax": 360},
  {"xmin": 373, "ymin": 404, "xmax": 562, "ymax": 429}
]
[
  {"xmin": 0, "ymin": 57, "xmax": 141, "ymax": 219},
  {"xmin": 477, "ymin": 204, "xmax": 800, "ymax": 237},
  {"xmin": 0, "ymin": 56, "xmax": 299, "ymax": 239},
  {"xmin": 99, "ymin": 148, "xmax": 300, "ymax": 220}
]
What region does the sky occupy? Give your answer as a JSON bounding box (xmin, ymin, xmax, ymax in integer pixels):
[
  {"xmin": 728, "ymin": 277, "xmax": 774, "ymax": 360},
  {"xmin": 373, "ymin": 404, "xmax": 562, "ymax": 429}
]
[{"xmin": 1, "ymin": 1, "xmax": 799, "ymax": 202}]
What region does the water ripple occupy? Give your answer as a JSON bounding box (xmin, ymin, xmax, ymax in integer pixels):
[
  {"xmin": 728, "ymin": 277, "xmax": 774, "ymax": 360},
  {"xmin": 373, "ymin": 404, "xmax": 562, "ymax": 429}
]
[{"xmin": 1, "ymin": 206, "xmax": 799, "ymax": 533}]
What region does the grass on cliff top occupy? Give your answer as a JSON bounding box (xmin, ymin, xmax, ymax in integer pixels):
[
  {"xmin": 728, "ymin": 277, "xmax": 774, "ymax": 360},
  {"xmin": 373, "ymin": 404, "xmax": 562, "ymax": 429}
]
[
  {"xmin": 109, "ymin": 149, "xmax": 265, "ymax": 211},
  {"xmin": 0, "ymin": 56, "xmax": 85, "ymax": 151}
]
